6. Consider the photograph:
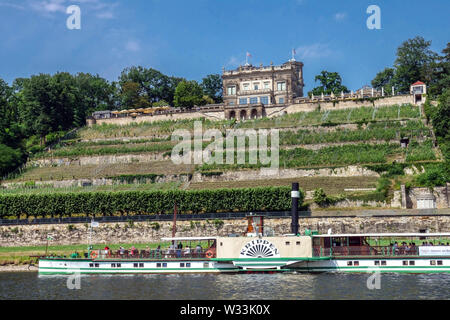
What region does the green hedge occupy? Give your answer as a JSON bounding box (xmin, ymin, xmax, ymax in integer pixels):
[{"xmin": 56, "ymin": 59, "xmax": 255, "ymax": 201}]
[{"xmin": 0, "ymin": 186, "xmax": 299, "ymax": 219}]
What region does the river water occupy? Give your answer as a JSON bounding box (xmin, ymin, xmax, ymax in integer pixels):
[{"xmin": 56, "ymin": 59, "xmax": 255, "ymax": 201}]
[{"xmin": 0, "ymin": 272, "xmax": 449, "ymax": 300}]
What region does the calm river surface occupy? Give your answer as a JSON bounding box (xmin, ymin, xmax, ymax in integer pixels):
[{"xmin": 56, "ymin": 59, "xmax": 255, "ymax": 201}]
[{"xmin": 1, "ymin": 272, "xmax": 449, "ymax": 300}]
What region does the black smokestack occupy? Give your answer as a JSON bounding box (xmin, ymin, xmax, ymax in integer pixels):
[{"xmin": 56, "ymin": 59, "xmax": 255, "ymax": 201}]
[{"xmin": 291, "ymin": 182, "xmax": 299, "ymax": 235}]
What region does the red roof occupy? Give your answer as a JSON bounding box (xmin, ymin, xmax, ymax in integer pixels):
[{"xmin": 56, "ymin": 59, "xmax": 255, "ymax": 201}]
[{"xmin": 412, "ymin": 81, "xmax": 425, "ymax": 86}]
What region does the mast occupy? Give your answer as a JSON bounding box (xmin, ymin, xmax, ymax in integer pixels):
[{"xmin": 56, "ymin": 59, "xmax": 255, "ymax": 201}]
[{"xmin": 172, "ymin": 202, "xmax": 177, "ymax": 239}]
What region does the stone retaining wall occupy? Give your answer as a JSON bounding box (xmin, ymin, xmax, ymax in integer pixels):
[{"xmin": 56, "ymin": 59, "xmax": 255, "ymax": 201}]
[{"xmin": 1, "ymin": 214, "xmax": 448, "ymax": 247}]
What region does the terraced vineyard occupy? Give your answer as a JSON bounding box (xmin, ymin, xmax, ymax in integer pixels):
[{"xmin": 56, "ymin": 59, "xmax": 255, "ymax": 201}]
[{"xmin": 0, "ymin": 103, "xmax": 444, "ymax": 212}]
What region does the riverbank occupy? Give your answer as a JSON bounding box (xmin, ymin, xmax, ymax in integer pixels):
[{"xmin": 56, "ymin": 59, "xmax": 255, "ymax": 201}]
[{"xmin": 0, "ymin": 265, "xmax": 37, "ymax": 272}]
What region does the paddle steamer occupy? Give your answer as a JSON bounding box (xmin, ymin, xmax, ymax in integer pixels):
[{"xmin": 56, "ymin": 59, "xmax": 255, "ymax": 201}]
[
  {"xmin": 38, "ymin": 183, "xmax": 450, "ymax": 274},
  {"xmin": 38, "ymin": 214, "xmax": 450, "ymax": 274}
]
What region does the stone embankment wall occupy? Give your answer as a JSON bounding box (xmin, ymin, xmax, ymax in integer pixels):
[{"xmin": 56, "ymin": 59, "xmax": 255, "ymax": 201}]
[{"xmin": 1, "ymin": 214, "xmax": 449, "ymax": 247}]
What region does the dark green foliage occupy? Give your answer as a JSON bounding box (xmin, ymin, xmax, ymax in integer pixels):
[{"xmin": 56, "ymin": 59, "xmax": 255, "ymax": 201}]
[
  {"xmin": 414, "ymin": 164, "xmax": 449, "ymax": 188},
  {"xmin": 173, "ymin": 80, "xmax": 206, "ymax": 108},
  {"xmin": 200, "ymin": 171, "xmax": 223, "ymax": 177},
  {"xmin": 376, "ymin": 177, "xmax": 391, "ymax": 199},
  {"xmin": 308, "ymin": 71, "xmax": 349, "ymax": 96},
  {"xmin": 0, "ymin": 187, "xmax": 300, "ymax": 219},
  {"xmin": 365, "ymin": 163, "xmax": 407, "ymax": 177},
  {"xmin": 0, "ymin": 144, "xmax": 23, "ymax": 177},
  {"xmin": 107, "ymin": 174, "xmax": 164, "ymax": 184},
  {"xmin": 201, "ymin": 74, "xmax": 223, "ymax": 103},
  {"xmin": 312, "ymin": 188, "xmax": 345, "ymax": 206}
]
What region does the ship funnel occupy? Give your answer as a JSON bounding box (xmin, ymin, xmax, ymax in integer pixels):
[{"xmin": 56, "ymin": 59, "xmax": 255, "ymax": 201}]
[{"xmin": 291, "ymin": 182, "xmax": 300, "ymax": 235}]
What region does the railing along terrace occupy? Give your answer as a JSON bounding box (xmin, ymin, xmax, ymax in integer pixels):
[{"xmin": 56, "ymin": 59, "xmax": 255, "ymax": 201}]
[{"xmin": 313, "ymin": 245, "xmax": 421, "ymax": 257}]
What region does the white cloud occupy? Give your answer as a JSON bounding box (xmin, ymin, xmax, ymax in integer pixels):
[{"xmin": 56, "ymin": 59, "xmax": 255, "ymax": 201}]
[
  {"xmin": 334, "ymin": 12, "xmax": 347, "ymax": 21},
  {"xmin": 125, "ymin": 40, "xmax": 140, "ymax": 52},
  {"xmin": 295, "ymin": 43, "xmax": 333, "ymax": 59},
  {"xmin": 15, "ymin": 0, "xmax": 118, "ymax": 18}
]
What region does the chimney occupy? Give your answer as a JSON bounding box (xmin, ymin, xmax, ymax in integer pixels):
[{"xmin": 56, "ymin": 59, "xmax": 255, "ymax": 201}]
[{"xmin": 291, "ymin": 182, "xmax": 299, "ymax": 235}]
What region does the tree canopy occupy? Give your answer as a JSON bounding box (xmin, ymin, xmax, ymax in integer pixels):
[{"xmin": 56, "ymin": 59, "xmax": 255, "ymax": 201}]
[
  {"xmin": 371, "ymin": 36, "xmax": 447, "ymax": 96},
  {"xmin": 308, "ymin": 71, "xmax": 349, "ymax": 96}
]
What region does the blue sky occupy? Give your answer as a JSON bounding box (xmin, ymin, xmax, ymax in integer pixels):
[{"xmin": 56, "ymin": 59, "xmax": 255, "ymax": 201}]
[{"xmin": 0, "ymin": 0, "xmax": 449, "ymax": 93}]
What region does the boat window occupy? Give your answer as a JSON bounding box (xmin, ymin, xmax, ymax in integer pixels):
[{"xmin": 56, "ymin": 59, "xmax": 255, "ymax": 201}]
[
  {"xmin": 381, "ymin": 261, "xmax": 386, "ymax": 266},
  {"xmin": 180, "ymin": 263, "xmax": 185, "ymax": 267},
  {"xmin": 139, "ymin": 263, "xmax": 144, "ymax": 268},
  {"xmin": 94, "ymin": 263, "xmax": 99, "ymax": 268},
  {"xmin": 347, "ymin": 261, "xmax": 353, "ymax": 266},
  {"xmin": 117, "ymin": 263, "xmax": 121, "ymax": 268},
  {"xmin": 162, "ymin": 263, "xmax": 167, "ymax": 268},
  {"xmin": 186, "ymin": 263, "xmax": 191, "ymax": 268},
  {"xmin": 409, "ymin": 261, "xmax": 415, "ymax": 266},
  {"xmin": 111, "ymin": 263, "xmax": 116, "ymax": 268},
  {"xmin": 133, "ymin": 263, "xmax": 138, "ymax": 268},
  {"xmin": 296, "ymin": 241, "xmax": 301, "ymax": 245},
  {"xmin": 156, "ymin": 263, "xmax": 162, "ymax": 268},
  {"xmin": 353, "ymin": 261, "xmax": 359, "ymax": 266},
  {"xmin": 89, "ymin": 263, "xmax": 94, "ymax": 268},
  {"xmin": 430, "ymin": 260, "xmax": 436, "ymax": 265},
  {"xmin": 220, "ymin": 242, "xmax": 223, "ymax": 246},
  {"xmin": 203, "ymin": 262, "xmax": 209, "ymax": 268},
  {"xmin": 285, "ymin": 242, "xmax": 290, "ymax": 245},
  {"xmin": 437, "ymin": 261, "xmax": 443, "ymax": 266},
  {"xmin": 403, "ymin": 261, "xmax": 408, "ymax": 266},
  {"xmin": 374, "ymin": 261, "xmax": 380, "ymax": 266}
]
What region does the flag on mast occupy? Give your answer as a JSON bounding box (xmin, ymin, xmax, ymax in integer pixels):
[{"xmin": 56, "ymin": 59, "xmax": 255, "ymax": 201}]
[
  {"xmin": 291, "ymin": 48, "xmax": 296, "ymax": 61},
  {"xmin": 245, "ymin": 52, "xmax": 252, "ymax": 65}
]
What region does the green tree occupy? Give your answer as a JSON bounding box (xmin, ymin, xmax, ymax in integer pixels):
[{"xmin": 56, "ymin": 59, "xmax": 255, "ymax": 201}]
[
  {"xmin": 308, "ymin": 71, "xmax": 349, "ymax": 96},
  {"xmin": 173, "ymin": 80, "xmax": 205, "ymax": 108},
  {"xmin": 119, "ymin": 66, "xmax": 184, "ymax": 105},
  {"xmin": 119, "ymin": 81, "xmax": 151, "ymax": 109},
  {"xmin": 371, "ymin": 67, "xmax": 395, "ymax": 93},
  {"xmin": 73, "ymin": 73, "xmax": 118, "ymax": 126},
  {"xmin": 428, "ymin": 42, "xmax": 450, "ymax": 97},
  {"xmin": 392, "ymin": 36, "xmax": 438, "ymax": 93},
  {"xmin": 0, "ymin": 144, "xmax": 22, "ymax": 177},
  {"xmin": 201, "ymin": 74, "xmax": 223, "ymax": 103}
]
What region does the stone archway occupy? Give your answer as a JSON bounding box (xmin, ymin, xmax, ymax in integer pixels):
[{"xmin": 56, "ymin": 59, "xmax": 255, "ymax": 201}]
[
  {"xmin": 240, "ymin": 109, "xmax": 247, "ymax": 121},
  {"xmin": 229, "ymin": 110, "xmax": 236, "ymax": 120},
  {"xmin": 251, "ymin": 109, "xmax": 258, "ymax": 119}
]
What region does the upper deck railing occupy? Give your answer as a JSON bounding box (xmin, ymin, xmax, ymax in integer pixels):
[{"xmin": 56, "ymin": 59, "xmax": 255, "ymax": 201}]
[
  {"xmin": 44, "ymin": 248, "xmax": 216, "ymax": 260},
  {"xmin": 312, "ymin": 245, "xmax": 441, "ymax": 258}
]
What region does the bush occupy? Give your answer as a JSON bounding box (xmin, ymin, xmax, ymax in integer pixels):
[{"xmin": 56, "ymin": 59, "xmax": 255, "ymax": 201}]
[
  {"xmin": 0, "ymin": 186, "xmax": 301, "ymax": 219},
  {"xmin": 414, "ymin": 165, "xmax": 449, "ymax": 188}
]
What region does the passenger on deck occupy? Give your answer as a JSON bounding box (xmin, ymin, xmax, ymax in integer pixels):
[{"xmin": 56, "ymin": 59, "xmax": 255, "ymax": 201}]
[
  {"xmin": 176, "ymin": 242, "xmax": 183, "ymax": 258},
  {"xmin": 119, "ymin": 246, "xmax": 125, "ymax": 256},
  {"xmin": 195, "ymin": 244, "xmax": 202, "ymax": 257},
  {"xmin": 184, "ymin": 246, "xmax": 191, "ymax": 256},
  {"xmin": 393, "ymin": 242, "xmax": 399, "ymax": 255}
]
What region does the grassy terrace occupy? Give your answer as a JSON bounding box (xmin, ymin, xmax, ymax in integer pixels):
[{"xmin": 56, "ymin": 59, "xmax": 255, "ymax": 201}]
[
  {"xmin": 0, "ymin": 176, "xmax": 378, "ymax": 196},
  {"xmin": 0, "ymin": 182, "xmax": 181, "ymax": 195},
  {"xmin": 31, "ymin": 119, "xmax": 431, "ymax": 159},
  {"xmin": 188, "ymin": 176, "xmax": 379, "ymax": 194},
  {"xmin": 78, "ymin": 104, "xmax": 422, "ymax": 140},
  {"xmin": 5, "ymin": 162, "xmax": 195, "ymax": 182}
]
